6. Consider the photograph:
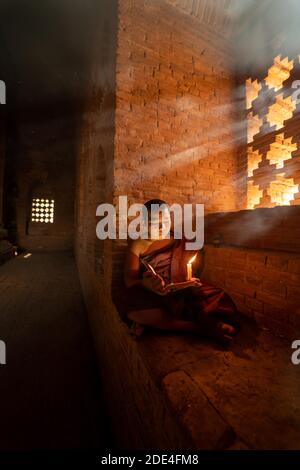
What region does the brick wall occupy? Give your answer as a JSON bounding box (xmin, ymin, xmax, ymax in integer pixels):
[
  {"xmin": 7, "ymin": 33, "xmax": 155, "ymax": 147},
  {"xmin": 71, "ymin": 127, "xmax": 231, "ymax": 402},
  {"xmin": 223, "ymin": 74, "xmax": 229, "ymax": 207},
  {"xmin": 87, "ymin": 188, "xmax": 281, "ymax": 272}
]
[
  {"xmin": 203, "ymin": 205, "xmax": 300, "ymax": 336},
  {"xmin": 75, "ymin": 45, "xmax": 116, "ymax": 278},
  {"xmin": 202, "ymin": 244, "xmax": 300, "ymax": 338},
  {"xmin": 111, "ymin": 0, "xmax": 240, "ymax": 293},
  {"xmin": 0, "ymin": 107, "xmax": 5, "ymax": 224},
  {"xmin": 115, "ymin": 0, "xmax": 238, "ymax": 212}
]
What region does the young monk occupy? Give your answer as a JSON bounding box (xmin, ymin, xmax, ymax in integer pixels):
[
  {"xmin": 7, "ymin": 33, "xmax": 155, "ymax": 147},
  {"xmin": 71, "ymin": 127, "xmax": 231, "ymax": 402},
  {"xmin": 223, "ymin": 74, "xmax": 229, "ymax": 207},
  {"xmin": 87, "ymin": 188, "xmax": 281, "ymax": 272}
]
[{"xmin": 123, "ymin": 199, "xmax": 240, "ymax": 344}]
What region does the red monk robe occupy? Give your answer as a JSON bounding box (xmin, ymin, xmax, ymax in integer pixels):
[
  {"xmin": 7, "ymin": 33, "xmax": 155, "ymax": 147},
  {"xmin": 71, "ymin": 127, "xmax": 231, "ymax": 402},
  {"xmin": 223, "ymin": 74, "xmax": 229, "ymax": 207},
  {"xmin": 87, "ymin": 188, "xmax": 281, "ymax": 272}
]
[{"xmin": 119, "ymin": 237, "xmax": 240, "ymax": 343}]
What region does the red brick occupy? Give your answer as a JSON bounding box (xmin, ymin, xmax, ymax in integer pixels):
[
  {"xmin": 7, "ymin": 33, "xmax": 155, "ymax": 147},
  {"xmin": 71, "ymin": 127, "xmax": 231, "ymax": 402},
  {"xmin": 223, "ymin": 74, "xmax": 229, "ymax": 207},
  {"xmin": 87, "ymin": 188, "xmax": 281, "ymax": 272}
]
[
  {"xmin": 288, "ymin": 258, "xmax": 300, "ymax": 274},
  {"xmin": 263, "ymin": 279, "xmax": 287, "ymax": 298},
  {"xmin": 245, "ymin": 296, "xmax": 263, "ymax": 312},
  {"xmin": 288, "ymin": 286, "xmax": 300, "ymax": 303},
  {"xmin": 266, "ymin": 254, "xmax": 289, "ymax": 271},
  {"xmin": 114, "ymin": 0, "xmax": 237, "ymax": 213},
  {"xmin": 246, "ymin": 252, "xmax": 267, "ymax": 266},
  {"xmin": 245, "ymin": 273, "xmax": 263, "ymax": 289},
  {"xmin": 263, "ymin": 303, "xmax": 288, "ymax": 323},
  {"xmin": 256, "ymin": 291, "xmax": 288, "ymax": 308},
  {"xmin": 226, "ymin": 278, "xmax": 256, "ymax": 298}
]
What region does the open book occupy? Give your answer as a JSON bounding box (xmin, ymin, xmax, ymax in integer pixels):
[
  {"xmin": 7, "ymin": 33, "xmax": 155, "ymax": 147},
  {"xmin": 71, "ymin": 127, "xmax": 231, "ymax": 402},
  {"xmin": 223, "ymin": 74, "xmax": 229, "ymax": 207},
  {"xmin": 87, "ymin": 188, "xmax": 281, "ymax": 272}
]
[{"xmin": 141, "ymin": 259, "xmax": 201, "ymax": 294}]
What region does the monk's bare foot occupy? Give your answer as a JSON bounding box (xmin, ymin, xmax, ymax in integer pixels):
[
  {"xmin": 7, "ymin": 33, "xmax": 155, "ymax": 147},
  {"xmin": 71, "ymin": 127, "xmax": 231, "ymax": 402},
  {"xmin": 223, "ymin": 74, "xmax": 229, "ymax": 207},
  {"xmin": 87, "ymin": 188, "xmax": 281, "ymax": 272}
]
[
  {"xmin": 130, "ymin": 321, "xmax": 146, "ymax": 339},
  {"xmin": 213, "ymin": 322, "xmax": 237, "ymax": 346},
  {"xmin": 217, "ymin": 322, "xmax": 236, "ymax": 337},
  {"xmin": 195, "ymin": 318, "xmax": 236, "ymax": 345},
  {"xmin": 135, "ymin": 323, "xmax": 145, "ymax": 337},
  {"xmin": 197, "ymin": 318, "xmax": 236, "ymax": 344}
]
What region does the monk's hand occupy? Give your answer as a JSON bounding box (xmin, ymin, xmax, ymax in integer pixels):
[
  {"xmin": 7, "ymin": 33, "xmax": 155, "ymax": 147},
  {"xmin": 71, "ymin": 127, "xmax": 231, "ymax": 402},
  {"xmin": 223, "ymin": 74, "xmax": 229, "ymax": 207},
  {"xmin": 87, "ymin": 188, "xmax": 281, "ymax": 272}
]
[
  {"xmin": 142, "ymin": 271, "xmax": 167, "ymax": 295},
  {"xmin": 191, "ymin": 277, "xmax": 202, "ymax": 286}
]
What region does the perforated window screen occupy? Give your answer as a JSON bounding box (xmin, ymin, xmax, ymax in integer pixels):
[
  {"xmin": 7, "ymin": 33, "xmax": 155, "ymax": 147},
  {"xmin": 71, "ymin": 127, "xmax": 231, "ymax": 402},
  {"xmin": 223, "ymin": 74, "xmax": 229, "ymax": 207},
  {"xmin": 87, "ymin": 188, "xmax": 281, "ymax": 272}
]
[
  {"xmin": 31, "ymin": 198, "xmax": 54, "ymax": 223},
  {"xmin": 246, "ymin": 55, "xmax": 300, "ymax": 208}
]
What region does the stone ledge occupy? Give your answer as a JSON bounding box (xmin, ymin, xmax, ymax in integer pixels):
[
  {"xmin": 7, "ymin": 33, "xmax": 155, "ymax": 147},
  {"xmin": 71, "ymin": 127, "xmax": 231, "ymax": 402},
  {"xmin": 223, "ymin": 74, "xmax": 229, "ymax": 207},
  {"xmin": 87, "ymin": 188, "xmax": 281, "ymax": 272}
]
[{"xmin": 205, "ymin": 206, "xmax": 300, "ymax": 253}]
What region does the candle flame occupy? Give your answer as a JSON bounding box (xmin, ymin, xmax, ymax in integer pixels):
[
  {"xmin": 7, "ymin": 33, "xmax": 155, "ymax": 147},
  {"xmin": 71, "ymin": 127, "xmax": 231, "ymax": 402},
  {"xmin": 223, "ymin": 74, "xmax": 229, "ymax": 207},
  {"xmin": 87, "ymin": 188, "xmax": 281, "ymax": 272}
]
[{"xmin": 188, "ymin": 253, "xmax": 197, "ymax": 264}]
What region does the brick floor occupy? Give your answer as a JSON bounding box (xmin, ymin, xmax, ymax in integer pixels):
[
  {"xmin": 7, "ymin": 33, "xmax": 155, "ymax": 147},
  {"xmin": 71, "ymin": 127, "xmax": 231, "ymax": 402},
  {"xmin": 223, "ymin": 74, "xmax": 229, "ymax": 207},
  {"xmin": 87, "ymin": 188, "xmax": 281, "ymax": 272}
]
[
  {"xmin": 0, "ymin": 251, "xmax": 113, "ymax": 450},
  {"xmin": 138, "ymin": 318, "xmax": 300, "ymax": 449}
]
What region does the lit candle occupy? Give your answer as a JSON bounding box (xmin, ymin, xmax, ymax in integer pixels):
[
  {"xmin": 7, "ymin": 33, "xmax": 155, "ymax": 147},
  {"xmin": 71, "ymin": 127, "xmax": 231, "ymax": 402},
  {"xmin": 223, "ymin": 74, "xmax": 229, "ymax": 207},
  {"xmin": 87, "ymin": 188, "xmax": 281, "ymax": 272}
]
[{"xmin": 186, "ymin": 253, "xmax": 197, "ymax": 280}]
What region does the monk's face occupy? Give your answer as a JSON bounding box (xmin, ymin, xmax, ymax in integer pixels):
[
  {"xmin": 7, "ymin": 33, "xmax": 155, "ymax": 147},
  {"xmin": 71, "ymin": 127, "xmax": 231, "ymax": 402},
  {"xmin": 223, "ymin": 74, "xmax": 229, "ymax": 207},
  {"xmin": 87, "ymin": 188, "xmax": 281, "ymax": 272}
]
[{"xmin": 147, "ymin": 207, "xmax": 171, "ymax": 240}]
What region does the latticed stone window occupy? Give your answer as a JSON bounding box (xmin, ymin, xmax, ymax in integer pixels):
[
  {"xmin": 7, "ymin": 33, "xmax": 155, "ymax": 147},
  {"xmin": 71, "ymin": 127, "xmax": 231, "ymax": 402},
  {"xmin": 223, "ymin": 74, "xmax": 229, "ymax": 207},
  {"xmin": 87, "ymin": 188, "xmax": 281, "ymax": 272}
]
[
  {"xmin": 246, "ymin": 55, "xmax": 300, "ymax": 208},
  {"xmin": 31, "ymin": 198, "xmax": 54, "ymax": 223}
]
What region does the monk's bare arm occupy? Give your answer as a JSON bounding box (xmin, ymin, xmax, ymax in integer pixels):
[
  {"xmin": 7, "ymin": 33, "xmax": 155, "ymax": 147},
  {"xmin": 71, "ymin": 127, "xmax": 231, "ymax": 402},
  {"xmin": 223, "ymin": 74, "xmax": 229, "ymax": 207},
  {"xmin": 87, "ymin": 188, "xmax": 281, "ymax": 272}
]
[
  {"xmin": 124, "ymin": 240, "xmax": 144, "ymax": 288},
  {"xmin": 124, "ymin": 240, "xmax": 166, "ymax": 293}
]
